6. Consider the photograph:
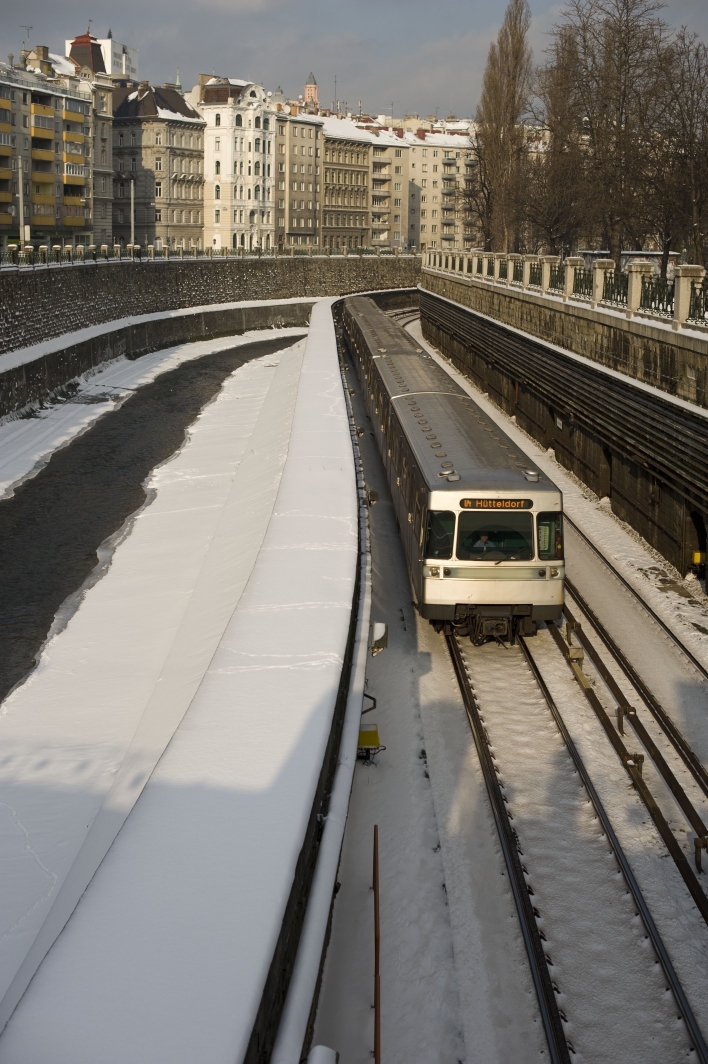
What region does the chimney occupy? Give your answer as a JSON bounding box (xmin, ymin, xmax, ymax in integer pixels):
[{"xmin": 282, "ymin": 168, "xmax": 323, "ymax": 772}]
[
  {"xmin": 137, "ymin": 80, "xmax": 150, "ymax": 100},
  {"xmin": 36, "ymin": 45, "xmax": 49, "ymax": 60},
  {"xmin": 416, "ymin": 129, "xmax": 426, "ymax": 140}
]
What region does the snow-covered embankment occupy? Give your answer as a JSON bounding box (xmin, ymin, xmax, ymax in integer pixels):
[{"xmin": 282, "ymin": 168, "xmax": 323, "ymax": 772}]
[{"xmin": 0, "ymin": 300, "xmax": 359, "ymax": 1063}]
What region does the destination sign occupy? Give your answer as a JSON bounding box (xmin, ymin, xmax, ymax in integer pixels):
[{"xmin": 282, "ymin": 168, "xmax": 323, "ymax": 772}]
[{"xmin": 460, "ymin": 498, "xmax": 533, "ymax": 509}]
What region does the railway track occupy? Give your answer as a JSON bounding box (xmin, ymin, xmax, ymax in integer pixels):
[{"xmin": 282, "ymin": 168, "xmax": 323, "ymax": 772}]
[{"xmin": 447, "ymin": 623, "xmax": 708, "ymax": 1063}]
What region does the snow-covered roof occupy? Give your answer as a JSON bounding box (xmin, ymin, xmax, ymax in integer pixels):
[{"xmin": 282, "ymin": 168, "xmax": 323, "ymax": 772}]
[
  {"xmin": 320, "ymin": 115, "xmax": 377, "ymax": 144},
  {"xmin": 49, "ymin": 53, "xmax": 77, "ymax": 76},
  {"xmin": 156, "ymin": 106, "xmax": 204, "ymax": 124}
]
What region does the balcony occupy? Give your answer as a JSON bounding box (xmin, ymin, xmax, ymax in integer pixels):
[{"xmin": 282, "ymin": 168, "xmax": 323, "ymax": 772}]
[
  {"xmin": 0, "ymin": 213, "xmax": 12, "ymax": 226},
  {"xmin": 32, "ymin": 213, "xmax": 56, "ymax": 225},
  {"xmin": 32, "ymin": 148, "xmax": 55, "ymax": 163},
  {"xmin": 33, "ymin": 193, "xmax": 55, "ymax": 205},
  {"xmin": 62, "ymin": 108, "xmax": 88, "ymax": 124},
  {"xmin": 31, "ymin": 170, "xmax": 55, "ymax": 183},
  {"xmin": 0, "ymin": 191, "xmax": 11, "ymax": 203},
  {"xmin": 31, "ymin": 103, "xmax": 54, "ymax": 118},
  {"xmin": 62, "ymin": 130, "xmax": 85, "ymax": 144},
  {"xmin": 64, "ymin": 163, "xmax": 86, "ymax": 184},
  {"xmin": 63, "ymin": 152, "xmax": 85, "ymax": 166},
  {"xmin": 64, "ymin": 196, "xmax": 86, "ymax": 206},
  {"xmin": 63, "ymin": 216, "xmax": 88, "ymax": 227},
  {"xmin": 0, "ymin": 167, "xmax": 10, "ymax": 180},
  {"xmin": 30, "ymin": 124, "xmax": 53, "ymax": 140}
]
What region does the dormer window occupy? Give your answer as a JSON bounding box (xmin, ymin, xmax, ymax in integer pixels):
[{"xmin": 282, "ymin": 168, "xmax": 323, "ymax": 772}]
[{"xmin": 235, "ymin": 114, "xmax": 242, "ymax": 127}]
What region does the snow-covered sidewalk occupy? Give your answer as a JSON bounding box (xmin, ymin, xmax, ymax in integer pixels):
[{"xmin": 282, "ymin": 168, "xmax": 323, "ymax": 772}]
[{"xmin": 0, "ymin": 302, "xmax": 358, "ymax": 1062}]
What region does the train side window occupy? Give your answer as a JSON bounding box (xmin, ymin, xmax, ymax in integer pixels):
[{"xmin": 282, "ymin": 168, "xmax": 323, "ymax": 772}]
[
  {"xmin": 537, "ymin": 512, "xmax": 564, "ymax": 560},
  {"xmin": 424, "ymin": 511, "xmax": 455, "ymax": 559}
]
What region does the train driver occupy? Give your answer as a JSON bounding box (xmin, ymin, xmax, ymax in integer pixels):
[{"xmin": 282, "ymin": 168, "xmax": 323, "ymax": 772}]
[{"xmin": 471, "ymin": 532, "xmax": 499, "ymax": 554}]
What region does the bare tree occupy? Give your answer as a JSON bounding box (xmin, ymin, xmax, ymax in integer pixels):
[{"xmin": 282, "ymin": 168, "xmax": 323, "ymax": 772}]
[
  {"xmin": 467, "ymin": 0, "xmax": 533, "ymax": 251},
  {"xmin": 553, "ymin": 0, "xmax": 672, "ymax": 263}
]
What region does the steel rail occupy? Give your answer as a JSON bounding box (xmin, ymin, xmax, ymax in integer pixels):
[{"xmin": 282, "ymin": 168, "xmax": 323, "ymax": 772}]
[
  {"xmin": 564, "ymin": 576, "xmax": 708, "ymax": 801},
  {"xmin": 518, "ymin": 634, "xmax": 708, "ymax": 1064},
  {"xmin": 564, "ymin": 516, "xmax": 708, "ymax": 684},
  {"xmin": 545, "ymin": 619, "xmax": 708, "ymax": 926},
  {"xmin": 446, "ymin": 633, "xmax": 572, "ymax": 1064}
]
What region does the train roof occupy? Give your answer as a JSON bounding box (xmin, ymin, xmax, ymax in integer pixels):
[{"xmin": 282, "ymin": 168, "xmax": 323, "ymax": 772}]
[{"xmin": 344, "ymin": 296, "xmax": 561, "ymax": 497}]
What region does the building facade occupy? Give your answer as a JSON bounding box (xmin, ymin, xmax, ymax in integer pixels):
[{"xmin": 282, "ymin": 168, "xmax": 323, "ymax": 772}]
[
  {"xmin": 276, "ymin": 113, "xmax": 322, "ymax": 248},
  {"xmin": 403, "ymin": 130, "xmax": 472, "ymax": 250},
  {"xmin": 0, "ymin": 41, "xmax": 113, "ymax": 249},
  {"xmin": 189, "ymin": 77, "xmax": 275, "ymax": 251},
  {"xmin": 321, "ymin": 117, "xmax": 371, "ymax": 250},
  {"xmin": 112, "ymin": 81, "xmax": 204, "ymax": 250}
]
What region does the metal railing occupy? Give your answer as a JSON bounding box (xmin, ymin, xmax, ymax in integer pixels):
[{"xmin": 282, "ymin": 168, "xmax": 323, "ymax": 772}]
[
  {"xmin": 498, "ymin": 258, "xmax": 508, "ymax": 280},
  {"xmin": 601, "ymin": 269, "xmax": 628, "ymax": 307},
  {"xmin": 549, "ymin": 263, "xmax": 565, "ymax": 292},
  {"xmin": 512, "ymin": 258, "xmax": 523, "ymax": 283},
  {"xmin": 0, "ymin": 243, "xmax": 421, "ymax": 268},
  {"xmin": 528, "ymin": 261, "xmax": 542, "ymax": 288},
  {"xmin": 486, "ymin": 256, "xmax": 495, "ymax": 277},
  {"xmin": 640, "ymin": 276, "xmax": 674, "ymax": 317},
  {"xmin": 688, "ymin": 282, "xmax": 708, "ymax": 323},
  {"xmin": 476, "ymin": 256, "xmax": 483, "ymax": 274},
  {"xmin": 573, "ymin": 267, "xmax": 593, "ymax": 299}
]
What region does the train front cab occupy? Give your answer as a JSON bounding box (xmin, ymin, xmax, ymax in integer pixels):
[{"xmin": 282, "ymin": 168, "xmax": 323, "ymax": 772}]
[{"xmin": 416, "ymin": 493, "xmax": 565, "ymax": 643}]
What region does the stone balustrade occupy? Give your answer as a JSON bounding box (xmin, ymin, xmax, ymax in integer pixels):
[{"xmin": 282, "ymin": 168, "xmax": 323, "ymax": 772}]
[{"xmin": 423, "ymin": 249, "xmax": 708, "ymax": 331}]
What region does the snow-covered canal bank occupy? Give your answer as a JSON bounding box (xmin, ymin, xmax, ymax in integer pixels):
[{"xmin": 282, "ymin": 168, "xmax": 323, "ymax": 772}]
[{"xmin": 0, "ymin": 304, "xmax": 359, "ymax": 1062}]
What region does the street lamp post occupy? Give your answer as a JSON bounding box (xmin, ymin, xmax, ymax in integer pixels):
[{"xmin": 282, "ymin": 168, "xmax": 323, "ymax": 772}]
[{"xmin": 130, "ymin": 178, "xmax": 135, "ymax": 247}]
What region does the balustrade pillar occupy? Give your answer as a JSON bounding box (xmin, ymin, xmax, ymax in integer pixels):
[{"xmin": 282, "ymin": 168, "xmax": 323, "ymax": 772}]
[
  {"xmin": 625, "ymin": 262, "xmax": 654, "ymax": 318},
  {"xmin": 592, "ymin": 259, "xmax": 614, "ymax": 307},
  {"xmin": 673, "ymin": 265, "xmax": 706, "ymax": 330},
  {"xmin": 541, "ymin": 255, "xmax": 559, "ymax": 293},
  {"xmin": 522, "ymin": 254, "xmax": 536, "ymax": 288},
  {"xmin": 563, "ymin": 256, "xmax": 584, "ymax": 301}
]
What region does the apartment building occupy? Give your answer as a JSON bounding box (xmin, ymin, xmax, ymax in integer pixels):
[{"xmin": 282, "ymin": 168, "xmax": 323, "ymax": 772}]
[
  {"xmin": 0, "ymin": 40, "xmax": 113, "ymax": 249},
  {"xmin": 189, "ymin": 76, "xmax": 275, "ymax": 251},
  {"xmin": 276, "ymin": 113, "xmax": 322, "ymax": 248},
  {"xmin": 404, "ymin": 130, "xmax": 472, "ymax": 250},
  {"xmin": 112, "ymin": 81, "xmax": 205, "ymax": 250},
  {"xmin": 321, "ymin": 116, "xmax": 371, "ymax": 250}
]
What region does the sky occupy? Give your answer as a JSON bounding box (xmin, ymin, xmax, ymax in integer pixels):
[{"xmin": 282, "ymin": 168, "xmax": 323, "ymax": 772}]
[{"xmin": 2, "ymin": 0, "xmax": 708, "ymax": 119}]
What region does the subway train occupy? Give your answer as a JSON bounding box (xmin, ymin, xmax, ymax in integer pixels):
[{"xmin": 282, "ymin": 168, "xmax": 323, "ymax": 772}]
[{"xmin": 340, "ymin": 296, "xmax": 564, "ymax": 643}]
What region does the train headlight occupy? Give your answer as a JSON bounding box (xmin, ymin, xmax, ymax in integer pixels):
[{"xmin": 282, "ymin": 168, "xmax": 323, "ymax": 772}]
[
  {"xmin": 426, "ymin": 566, "xmax": 440, "ymax": 577},
  {"xmin": 550, "ymin": 567, "xmax": 560, "ymax": 577}
]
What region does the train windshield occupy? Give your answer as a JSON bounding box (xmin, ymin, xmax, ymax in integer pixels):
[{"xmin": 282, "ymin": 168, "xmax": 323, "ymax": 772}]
[
  {"xmin": 537, "ymin": 512, "xmax": 564, "ymax": 560},
  {"xmin": 456, "ymin": 512, "xmax": 534, "ymax": 561},
  {"xmin": 425, "ymin": 511, "xmax": 455, "ymax": 559}
]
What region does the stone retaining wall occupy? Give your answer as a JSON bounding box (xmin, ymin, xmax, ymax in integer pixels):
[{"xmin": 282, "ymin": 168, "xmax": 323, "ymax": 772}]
[
  {"xmin": 422, "ymin": 267, "xmax": 708, "ymax": 410},
  {"xmin": 0, "ymin": 256, "xmax": 421, "ymax": 356}
]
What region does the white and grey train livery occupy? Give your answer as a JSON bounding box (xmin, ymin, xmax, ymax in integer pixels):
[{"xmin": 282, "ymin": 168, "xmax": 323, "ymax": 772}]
[{"xmin": 341, "ymin": 296, "xmax": 564, "ymax": 643}]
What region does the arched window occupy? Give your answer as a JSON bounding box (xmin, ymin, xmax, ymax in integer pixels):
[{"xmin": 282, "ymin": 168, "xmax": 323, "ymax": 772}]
[
  {"xmin": 250, "ymin": 209, "xmax": 256, "ymax": 221},
  {"xmin": 240, "ymin": 232, "xmax": 245, "ymax": 246},
  {"xmin": 255, "ymin": 184, "xmax": 261, "ymax": 199},
  {"xmin": 215, "ymin": 114, "xmax": 221, "ymax": 126},
  {"xmin": 255, "ymin": 138, "xmax": 260, "ymax": 152},
  {"xmin": 255, "ymin": 116, "xmax": 261, "ymax": 129},
  {"xmin": 247, "ymin": 188, "xmax": 251, "ymax": 199},
  {"xmin": 254, "ymin": 161, "xmax": 260, "ymax": 176},
  {"xmin": 215, "ymin": 160, "xmax": 221, "ymax": 175},
  {"xmin": 239, "ymin": 185, "xmax": 243, "ymax": 198},
  {"xmin": 235, "ymin": 114, "xmax": 242, "ymax": 127},
  {"xmin": 232, "ymin": 233, "xmax": 238, "ymax": 249},
  {"xmin": 263, "ymin": 118, "xmax": 269, "ymax": 131},
  {"xmin": 250, "ymin": 90, "xmax": 257, "ymax": 98},
  {"xmin": 215, "ymin": 184, "xmax": 221, "ymax": 200}
]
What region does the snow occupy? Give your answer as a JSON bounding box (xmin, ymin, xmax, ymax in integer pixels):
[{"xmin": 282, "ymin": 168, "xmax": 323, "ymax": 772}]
[
  {"xmin": 0, "ymin": 300, "xmax": 358, "ymax": 1061},
  {"xmin": 314, "ymin": 353, "xmax": 545, "ymax": 1064},
  {"xmin": 0, "ymin": 328, "xmax": 307, "ymax": 501},
  {"xmin": 0, "ymin": 295, "xmax": 314, "ymax": 375},
  {"xmin": 456, "ymin": 638, "xmax": 690, "ymax": 1062},
  {"xmin": 155, "ymin": 107, "xmax": 203, "ymax": 124}
]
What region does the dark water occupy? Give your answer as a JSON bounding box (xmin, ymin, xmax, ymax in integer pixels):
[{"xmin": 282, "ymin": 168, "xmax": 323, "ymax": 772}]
[{"xmin": 0, "ymin": 335, "xmax": 303, "ymax": 703}]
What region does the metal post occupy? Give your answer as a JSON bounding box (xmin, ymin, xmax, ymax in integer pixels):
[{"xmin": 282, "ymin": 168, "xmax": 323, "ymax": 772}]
[
  {"xmin": 130, "ymin": 179, "xmax": 135, "ymax": 248},
  {"xmin": 18, "ymin": 155, "xmax": 26, "ymax": 250},
  {"xmin": 373, "ymin": 824, "xmax": 381, "ymax": 1064}
]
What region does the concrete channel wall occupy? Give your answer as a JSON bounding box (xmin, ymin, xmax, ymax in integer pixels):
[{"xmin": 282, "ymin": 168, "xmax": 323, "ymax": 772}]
[
  {"xmin": 420, "ymin": 286, "xmax": 708, "ymax": 576},
  {"xmin": 422, "ymin": 264, "xmax": 708, "ymax": 411},
  {"xmin": 0, "ymin": 255, "xmax": 421, "ymax": 357}
]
